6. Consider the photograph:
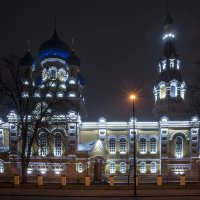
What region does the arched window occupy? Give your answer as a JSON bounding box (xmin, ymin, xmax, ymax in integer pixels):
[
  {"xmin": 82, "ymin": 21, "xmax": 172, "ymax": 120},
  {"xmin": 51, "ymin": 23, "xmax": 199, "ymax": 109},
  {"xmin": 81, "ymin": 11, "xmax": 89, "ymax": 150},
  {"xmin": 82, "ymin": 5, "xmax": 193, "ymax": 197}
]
[
  {"xmin": 0, "ymin": 129, "xmax": 4, "ymax": 147},
  {"xmin": 119, "ymin": 138, "xmax": 126, "ymax": 154},
  {"xmin": 160, "ymin": 85, "xmax": 166, "ymax": 99},
  {"xmin": 150, "ymin": 138, "xmax": 157, "ymax": 154},
  {"xmin": 110, "ymin": 162, "xmax": 116, "ymax": 173},
  {"xmin": 170, "ymin": 86, "xmax": 176, "ymax": 97},
  {"xmin": 109, "ymin": 138, "xmax": 116, "ymax": 154},
  {"xmin": 39, "ymin": 133, "xmax": 47, "ymax": 156},
  {"xmin": 150, "ymin": 162, "xmax": 156, "ymax": 173},
  {"xmin": 175, "ymin": 136, "xmax": 183, "ymax": 158},
  {"xmin": 0, "ymin": 160, "xmax": 4, "ymax": 173},
  {"xmin": 78, "ymin": 163, "xmax": 83, "ymax": 173},
  {"xmin": 54, "ymin": 133, "xmax": 62, "ymax": 157},
  {"xmin": 120, "ymin": 162, "xmax": 126, "ymax": 174},
  {"xmin": 50, "ymin": 68, "xmax": 57, "ymax": 79},
  {"xmin": 140, "ymin": 162, "xmax": 146, "ymax": 173},
  {"xmin": 140, "ymin": 138, "xmax": 147, "ymax": 154}
]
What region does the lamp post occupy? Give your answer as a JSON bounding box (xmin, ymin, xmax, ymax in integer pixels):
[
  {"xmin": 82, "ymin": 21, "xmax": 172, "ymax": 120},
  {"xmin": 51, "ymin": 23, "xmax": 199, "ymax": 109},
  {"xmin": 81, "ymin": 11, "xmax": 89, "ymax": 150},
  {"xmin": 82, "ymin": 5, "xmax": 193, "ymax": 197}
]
[{"xmin": 129, "ymin": 94, "xmax": 137, "ymax": 196}]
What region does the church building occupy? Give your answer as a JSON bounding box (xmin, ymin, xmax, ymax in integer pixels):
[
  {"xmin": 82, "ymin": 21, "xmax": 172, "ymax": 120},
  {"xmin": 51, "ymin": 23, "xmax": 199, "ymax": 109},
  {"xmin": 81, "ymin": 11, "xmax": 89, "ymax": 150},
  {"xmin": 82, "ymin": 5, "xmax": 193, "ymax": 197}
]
[{"xmin": 0, "ymin": 13, "xmax": 199, "ymax": 183}]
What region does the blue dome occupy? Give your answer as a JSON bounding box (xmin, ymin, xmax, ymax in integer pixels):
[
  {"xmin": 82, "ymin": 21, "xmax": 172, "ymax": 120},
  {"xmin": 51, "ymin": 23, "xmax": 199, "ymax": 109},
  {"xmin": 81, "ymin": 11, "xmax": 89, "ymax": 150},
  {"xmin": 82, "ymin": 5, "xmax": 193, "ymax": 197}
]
[
  {"xmin": 20, "ymin": 51, "xmax": 36, "ymax": 69},
  {"xmin": 77, "ymin": 73, "xmax": 85, "ymax": 86},
  {"xmin": 39, "ymin": 30, "xmax": 71, "ymax": 61}
]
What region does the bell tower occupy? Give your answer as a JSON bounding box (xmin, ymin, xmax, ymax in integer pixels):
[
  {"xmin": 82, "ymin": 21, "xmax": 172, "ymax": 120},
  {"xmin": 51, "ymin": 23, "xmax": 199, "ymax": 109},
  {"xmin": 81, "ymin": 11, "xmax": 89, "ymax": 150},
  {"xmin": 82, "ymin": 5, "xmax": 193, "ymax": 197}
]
[{"xmin": 153, "ymin": 13, "xmax": 188, "ymax": 120}]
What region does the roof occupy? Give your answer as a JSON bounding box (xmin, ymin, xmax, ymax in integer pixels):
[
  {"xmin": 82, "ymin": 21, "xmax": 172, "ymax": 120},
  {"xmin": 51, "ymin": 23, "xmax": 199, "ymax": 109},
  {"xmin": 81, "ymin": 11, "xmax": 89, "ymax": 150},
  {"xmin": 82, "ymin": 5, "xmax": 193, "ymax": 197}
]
[
  {"xmin": 77, "ymin": 141, "xmax": 97, "ymax": 152},
  {"xmin": 39, "ymin": 30, "xmax": 71, "ymax": 61}
]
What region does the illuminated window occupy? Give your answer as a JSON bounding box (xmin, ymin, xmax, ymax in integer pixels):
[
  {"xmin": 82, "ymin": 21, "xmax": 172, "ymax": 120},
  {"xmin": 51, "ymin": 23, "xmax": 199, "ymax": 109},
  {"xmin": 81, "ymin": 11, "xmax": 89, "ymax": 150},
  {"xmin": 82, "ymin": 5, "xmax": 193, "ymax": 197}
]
[
  {"xmin": 54, "ymin": 133, "xmax": 62, "ymax": 157},
  {"xmin": 119, "ymin": 138, "xmax": 126, "ymax": 154},
  {"xmin": 170, "ymin": 86, "xmax": 176, "ymax": 97},
  {"xmin": 46, "ymin": 93, "xmax": 52, "ymax": 98},
  {"xmin": 69, "ymin": 79, "xmax": 76, "ymax": 85},
  {"xmin": 57, "ymin": 92, "xmax": 64, "ymax": 98},
  {"xmin": 78, "ymin": 163, "xmax": 83, "ymax": 173},
  {"xmin": 50, "ymin": 68, "xmax": 57, "ymax": 79},
  {"xmin": 110, "ymin": 162, "xmax": 115, "ymax": 173},
  {"xmin": 120, "ymin": 162, "xmax": 126, "ymax": 174},
  {"xmin": 58, "ymin": 68, "xmax": 66, "ymax": 82},
  {"xmin": 22, "ymin": 92, "xmax": 29, "ymax": 98},
  {"xmin": 34, "ymin": 92, "xmax": 41, "ymax": 97},
  {"xmin": 150, "ymin": 138, "xmax": 157, "ymax": 154},
  {"xmin": 0, "ymin": 160, "xmax": 4, "ymax": 173},
  {"xmin": 59, "ymin": 83, "xmax": 66, "ymax": 89},
  {"xmin": 150, "ymin": 162, "xmax": 156, "ymax": 173},
  {"xmin": 160, "ymin": 85, "xmax": 166, "ymax": 99},
  {"xmin": 68, "ymin": 92, "xmax": 77, "ymax": 98},
  {"xmin": 0, "ymin": 129, "xmax": 4, "ymax": 147},
  {"xmin": 109, "ymin": 138, "xmax": 116, "ymax": 154},
  {"xmin": 140, "ymin": 162, "xmax": 146, "ymax": 173},
  {"xmin": 140, "ymin": 138, "xmax": 147, "ymax": 154},
  {"xmin": 175, "ymin": 136, "xmax": 183, "ymax": 158},
  {"xmin": 39, "ymin": 133, "xmax": 47, "ymax": 156}
]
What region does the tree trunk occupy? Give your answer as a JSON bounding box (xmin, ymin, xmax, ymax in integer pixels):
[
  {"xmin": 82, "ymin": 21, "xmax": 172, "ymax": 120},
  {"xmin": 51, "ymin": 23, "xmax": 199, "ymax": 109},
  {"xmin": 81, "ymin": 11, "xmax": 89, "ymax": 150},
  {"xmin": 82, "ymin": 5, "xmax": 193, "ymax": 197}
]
[{"xmin": 21, "ymin": 156, "xmax": 28, "ymax": 183}]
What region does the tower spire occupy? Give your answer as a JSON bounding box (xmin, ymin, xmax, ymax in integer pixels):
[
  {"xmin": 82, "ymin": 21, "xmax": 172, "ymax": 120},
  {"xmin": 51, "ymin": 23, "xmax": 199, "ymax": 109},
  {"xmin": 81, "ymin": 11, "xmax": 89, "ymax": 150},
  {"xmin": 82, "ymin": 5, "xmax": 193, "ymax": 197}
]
[
  {"xmin": 27, "ymin": 40, "xmax": 30, "ymax": 52},
  {"xmin": 153, "ymin": 6, "xmax": 188, "ymax": 120},
  {"xmin": 166, "ymin": 0, "xmax": 169, "ymax": 14},
  {"xmin": 54, "ymin": 16, "xmax": 57, "ymax": 31}
]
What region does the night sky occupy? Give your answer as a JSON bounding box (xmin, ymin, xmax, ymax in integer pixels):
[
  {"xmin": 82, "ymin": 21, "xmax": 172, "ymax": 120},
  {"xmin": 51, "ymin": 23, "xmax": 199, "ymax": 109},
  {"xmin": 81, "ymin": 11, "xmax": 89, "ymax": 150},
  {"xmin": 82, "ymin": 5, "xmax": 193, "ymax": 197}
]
[{"xmin": 0, "ymin": 0, "xmax": 200, "ymax": 121}]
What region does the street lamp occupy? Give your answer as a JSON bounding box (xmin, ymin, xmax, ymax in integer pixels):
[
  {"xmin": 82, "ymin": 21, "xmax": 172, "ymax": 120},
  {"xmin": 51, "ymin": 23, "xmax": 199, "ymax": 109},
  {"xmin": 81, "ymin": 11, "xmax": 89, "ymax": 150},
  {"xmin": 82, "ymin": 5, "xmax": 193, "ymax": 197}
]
[{"xmin": 129, "ymin": 94, "xmax": 137, "ymax": 196}]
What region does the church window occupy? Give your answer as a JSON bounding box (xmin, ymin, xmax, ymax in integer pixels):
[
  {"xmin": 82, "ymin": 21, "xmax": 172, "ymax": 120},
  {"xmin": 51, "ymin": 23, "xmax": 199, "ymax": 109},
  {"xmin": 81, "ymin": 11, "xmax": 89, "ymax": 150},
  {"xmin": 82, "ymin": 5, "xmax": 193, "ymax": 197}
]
[
  {"xmin": 175, "ymin": 136, "xmax": 183, "ymax": 158},
  {"xmin": 140, "ymin": 138, "xmax": 147, "ymax": 154},
  {"xmin": 0, "ymin": 160, "xmax": 4, "ymax": 173},
  {"xmin": 0, "ymin": 129, "xmax": 4, "ymax": 147},
  {"xmin": 180, "ymin": 89, "xmax": 185, "ymax": 99},
  {"xmin": 39, "ymin": 133, "xmax": 47, "ymax": 156},
  {"xmin": 160, "ymin": 85, "xmax": 166, "ymax": 99},
  {"xmin": 58, "ymin": 69, "xmax": 67, "ymax": 82},
  {"xmin": 119, "ymin": 138, "xmax": 126, "ymax": 154},
  {"xmin": 109, "ymin": 138, "xmax": 116, "ymax": 154},
  {"xmin": 120, "ymin": 162, "xmax": 126, "ymax": 173},
  {"xmin": 69, "ymin": 79, "xmax": 76, "ymax": 85},
  {"xmin": 69, "ymin": 124, "xmax": 76, "ymax": 130},
  {"xmin": 22, "ymin": 92, "xmax": 29, "ymax": 98},
  {"xmin": 68, "ymin": 92, "xmax": 77, "ymax": 98},
  {"xmin": 54, "ymin": 133, "xmax": 62, "ymax": 157},
  {"xmin": 50, "ymin": 68, "xmax": 56, "ymax": 79},
  {"xmin": 59, "ymin": 83, "xmax": 66, "ymax": 89},
  {"xmin": 150, "ymin": 138, "xmax": 157, "ymax": 154},
  {"xmin": 170, "ymin": 86, "xmax": 176, "ymax": 97},
  {"xmin": 140, "ymin": 162, "xmax": 146, "ymax": 173},
  {"xmin": 110, "ymin": 162, "xmax": 116, "ymax": 173},
  {"xmin": 150, "ymin": 162, "xmax": 156, "ymax": 173},
  {"xmin": 78, "ymin": 163, "xmax": 83, "ymax": 173},
  {"xmin": 57, "ymin": 92, "xmax": 64, "ymax": 98},
  {"xmin": 46, "ymin": 93, "xmax": 52, "ymax": 98}
]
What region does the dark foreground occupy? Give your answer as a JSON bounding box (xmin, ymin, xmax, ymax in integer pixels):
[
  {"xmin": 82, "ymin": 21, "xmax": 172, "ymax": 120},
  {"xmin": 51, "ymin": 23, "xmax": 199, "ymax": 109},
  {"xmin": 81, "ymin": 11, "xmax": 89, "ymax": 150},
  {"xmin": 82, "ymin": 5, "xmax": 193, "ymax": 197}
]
[{"xmin": 0, "ymin": 186, "xmax": 200, "ymax": 200}]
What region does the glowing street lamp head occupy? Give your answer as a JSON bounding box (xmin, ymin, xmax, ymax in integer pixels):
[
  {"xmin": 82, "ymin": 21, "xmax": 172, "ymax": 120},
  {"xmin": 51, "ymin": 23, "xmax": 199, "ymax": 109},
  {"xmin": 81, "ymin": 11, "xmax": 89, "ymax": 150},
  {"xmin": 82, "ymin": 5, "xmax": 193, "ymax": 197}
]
[{"xmin": 130, "ymin": 94, "xmax": 136, "ymax": 100}]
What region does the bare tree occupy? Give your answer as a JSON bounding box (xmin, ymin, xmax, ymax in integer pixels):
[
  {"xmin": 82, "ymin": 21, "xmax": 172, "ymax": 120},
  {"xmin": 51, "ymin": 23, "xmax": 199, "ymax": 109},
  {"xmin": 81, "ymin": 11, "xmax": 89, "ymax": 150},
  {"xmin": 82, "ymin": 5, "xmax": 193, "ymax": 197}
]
[{"xmin": 0, "ymin": 56, "xmax": 63, "ymax": 183}]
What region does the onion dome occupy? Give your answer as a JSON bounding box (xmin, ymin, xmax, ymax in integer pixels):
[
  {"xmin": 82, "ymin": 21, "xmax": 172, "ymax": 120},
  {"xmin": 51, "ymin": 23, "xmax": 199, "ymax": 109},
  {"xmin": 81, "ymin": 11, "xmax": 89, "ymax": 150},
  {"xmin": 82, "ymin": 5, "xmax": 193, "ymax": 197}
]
[
  {"xmin": 77, "ymin": 73, "xmax": 85, "ymax": 86},
  {"xmin": 39, "ymin": 30, "xmax": 71, "ymax": 61},
  {"xmin": 20, "ymin": 51, "xmax": 36, "ymax": 70},
  {"xmin": 67, "ymin": 51, "xmax": 80, "ymax": 66}
]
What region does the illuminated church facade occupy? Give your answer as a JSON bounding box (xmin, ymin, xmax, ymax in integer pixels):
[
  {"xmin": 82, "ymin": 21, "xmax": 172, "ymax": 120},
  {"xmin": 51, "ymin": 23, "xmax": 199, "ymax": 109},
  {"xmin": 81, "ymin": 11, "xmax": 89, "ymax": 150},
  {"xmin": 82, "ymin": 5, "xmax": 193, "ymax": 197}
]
[{"xmin": 0, "ymin": 13, "xmax": 199, "ymax": 183}]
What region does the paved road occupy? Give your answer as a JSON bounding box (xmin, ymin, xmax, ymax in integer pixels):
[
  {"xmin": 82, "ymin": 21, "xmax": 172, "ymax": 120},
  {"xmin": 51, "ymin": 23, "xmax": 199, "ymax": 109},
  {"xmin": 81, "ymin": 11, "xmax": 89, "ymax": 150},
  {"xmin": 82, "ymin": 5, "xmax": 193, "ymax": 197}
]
[
  {"xmin": 0, "ymin": 196, "xmax": 200, "ymax": 200},
  {"xmin": 0, "ymin": 188, "xmax": 200, "ymax": 200}
]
